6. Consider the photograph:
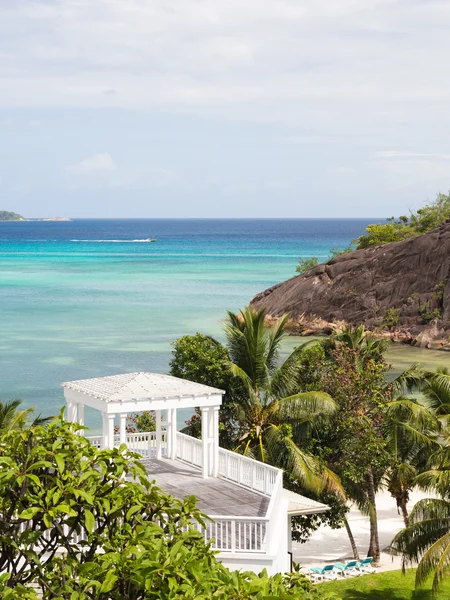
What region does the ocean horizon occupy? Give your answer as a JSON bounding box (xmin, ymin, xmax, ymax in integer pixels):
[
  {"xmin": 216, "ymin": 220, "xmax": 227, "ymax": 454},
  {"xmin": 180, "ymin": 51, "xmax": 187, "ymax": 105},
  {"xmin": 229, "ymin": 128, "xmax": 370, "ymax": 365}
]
[{"xmin": 1, "ymin": 218, "xmax": 445, "ymax": 431}]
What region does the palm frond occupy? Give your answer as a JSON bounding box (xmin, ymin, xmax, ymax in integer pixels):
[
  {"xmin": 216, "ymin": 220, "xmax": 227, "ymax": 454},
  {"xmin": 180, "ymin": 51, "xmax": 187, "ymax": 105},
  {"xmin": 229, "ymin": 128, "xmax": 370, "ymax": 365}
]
[
  {"xmin": 266, "ymin": 312, "xmax": 290, "ymax": 372},
  {"xmin": 391, "ymin": 364, "xmax": 424, "ymax": 396},
  {"xmin": 278, "ymin": 391, "xmax": 337, "ymax": 422},
  {"xmin": 422, "ymin": 371, "xmax": 450, "ymax": 416},
  {"xmin": 269, "ymin": 341, "xmax": 320, "ymax": 399}
]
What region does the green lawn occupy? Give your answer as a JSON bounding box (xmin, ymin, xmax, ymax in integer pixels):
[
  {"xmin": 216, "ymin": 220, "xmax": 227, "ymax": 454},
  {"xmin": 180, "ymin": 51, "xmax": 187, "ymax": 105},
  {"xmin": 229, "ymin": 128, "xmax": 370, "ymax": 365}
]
[{"xmin": 317, "ymin": 569, "xmax": 450, "ymax": 599}]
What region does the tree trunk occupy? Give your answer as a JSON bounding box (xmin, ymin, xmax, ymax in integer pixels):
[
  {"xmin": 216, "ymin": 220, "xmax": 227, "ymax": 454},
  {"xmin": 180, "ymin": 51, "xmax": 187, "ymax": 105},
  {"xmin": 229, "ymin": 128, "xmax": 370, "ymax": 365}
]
[
  {"xmin": 344, "ymin": 517, "xmax": 360, "ymax": 561},
  {"xmin": 399, "ymin": 496, "xmax": 409, "ymax": 526},
  {"xmin": 366, "ymin": 468, "xmax": 380, "ymax": 564}
]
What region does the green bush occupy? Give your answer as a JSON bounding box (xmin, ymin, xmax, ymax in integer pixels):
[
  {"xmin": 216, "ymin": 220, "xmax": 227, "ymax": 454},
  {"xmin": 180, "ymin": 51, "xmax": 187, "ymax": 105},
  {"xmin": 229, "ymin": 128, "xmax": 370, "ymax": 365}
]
[
  {"xmin": 383, "ymin": 307, "xmax": 400, "ymax": 328},
  {"xmin": 296, "ymin": 256, "xmax": 319, "ymax": 274},
  {"xmin": 328, "ymin": 246, "xmax": 353, "ymax": 259},
  {"xmin": 419, "ymin": 302, "xmax": 442, "ymax": 323},
  {"xmin": 0, "ymin": 416, "xmax": 335, "ymax": 599},
  {"xmin": 354, "ymin": 192, "xmax": 450, "ymax": 249}
]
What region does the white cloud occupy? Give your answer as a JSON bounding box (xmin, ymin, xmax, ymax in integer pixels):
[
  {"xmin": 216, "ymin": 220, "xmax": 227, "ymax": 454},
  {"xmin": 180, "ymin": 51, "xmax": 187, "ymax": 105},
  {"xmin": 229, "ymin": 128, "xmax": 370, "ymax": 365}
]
[
  {"xmin": 67, "ymin": 153, "xmax": 117, "ymax": 173},
  {"xmin": 327, "ymin": 166, "xmax": 358, "ymax": 179},
  {"xmin": 0, "ymin": 0, "xmax": 450, "ymax": 137},
  {"xmin": 376, "ymin": 151, "xmax": 450, "ymax": 160}
]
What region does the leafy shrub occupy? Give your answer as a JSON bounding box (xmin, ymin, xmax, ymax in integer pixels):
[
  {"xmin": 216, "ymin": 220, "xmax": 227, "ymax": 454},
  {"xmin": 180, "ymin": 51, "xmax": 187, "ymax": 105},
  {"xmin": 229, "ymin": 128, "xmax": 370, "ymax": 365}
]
[
  {"xmin": 433, "ymin": 280, "xmax": 446, "ymax": 304},
  {"xmin": 0, "ymin": 416, "xmax": 336, "ymax": 599},
  {"xmin": 383, "ymin": 307, "xmax": 400, "ymax": 328},
  {"xmin": 296, "ymin": 256, "xmax": 319, "ymax": 274},
  {"xmin": 328, "ymin": 246, "xmax": 353, "ymax": 259},
  {"xmin": 419, "ymin": 303, "xmax": 442, "ymax": 323},
  {"xmin": 354, "ymin": 192, "xmax": 450, "ymax": 249}
]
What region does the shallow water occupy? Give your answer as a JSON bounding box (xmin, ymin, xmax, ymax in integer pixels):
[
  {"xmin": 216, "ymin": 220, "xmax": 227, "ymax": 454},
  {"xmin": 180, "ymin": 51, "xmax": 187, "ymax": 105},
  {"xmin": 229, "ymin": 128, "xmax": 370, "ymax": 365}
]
[{"xmin": 1, "ymin": 218, "xmax": 448, "ymax": 432}]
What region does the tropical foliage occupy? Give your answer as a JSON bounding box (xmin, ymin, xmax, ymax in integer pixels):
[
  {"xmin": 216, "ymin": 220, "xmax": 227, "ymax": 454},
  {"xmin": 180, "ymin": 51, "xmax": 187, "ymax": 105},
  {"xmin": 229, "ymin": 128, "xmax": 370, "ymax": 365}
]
[
  {"xmin": 354, "ymin": 192, "xmax": 450, "ymax": 249},
  {"xmin": 224, "ymin": 308, "xmax": 342, "ymax": 497},
  {"xmin": 0, "ymin": 399, "xmax": 52, "ymax": 432},
  {"xmin": 0, "ymin": 416, "xmax": 338, "ymax": 599},
  {"xmin": 298, "ymin": 326, "xmax": 440, "ymax": 562},
  {"xmin": 296, "ymin": 256, "xmax": 319, "ymax": 274},
  {"xmin": 390, "ymin": 368, "xmax": 450, "ymax": 595},
  {"xmin": 169, "ymin": 332, "xmax": 245, "ymax": 447}
]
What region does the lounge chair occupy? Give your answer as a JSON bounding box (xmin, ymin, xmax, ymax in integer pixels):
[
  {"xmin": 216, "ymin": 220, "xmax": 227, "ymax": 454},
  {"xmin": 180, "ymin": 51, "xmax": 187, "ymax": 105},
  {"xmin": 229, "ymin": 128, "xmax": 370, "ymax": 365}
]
[
  {"xmin": 307, "ymin": 565, "xmax": 339, "ymax": 582},
  {"xmin": 357, "ymin": 557, "xmax": 376, "ymax": 573},
  {"xmin": 320, "ymin": 565, "xmax": 339, "ymax": 581},
  {"xmin": 308, "ymin": 567, "xmax": 324, "ymax": 583},
  {"xmin": 333, "ymin": 562, "xmax": 360, "ymax": 577}
]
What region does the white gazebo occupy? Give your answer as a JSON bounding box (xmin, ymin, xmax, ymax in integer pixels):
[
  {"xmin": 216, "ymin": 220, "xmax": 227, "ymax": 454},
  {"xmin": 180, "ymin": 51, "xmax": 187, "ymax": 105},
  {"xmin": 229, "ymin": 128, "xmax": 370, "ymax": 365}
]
[
  {"xmin": 62, "ymin": 371, "xmax": 329, "ymax": 575},
  {"xmin": 62, "ymin": 372, "xmax": 224, "ymax": 479}
]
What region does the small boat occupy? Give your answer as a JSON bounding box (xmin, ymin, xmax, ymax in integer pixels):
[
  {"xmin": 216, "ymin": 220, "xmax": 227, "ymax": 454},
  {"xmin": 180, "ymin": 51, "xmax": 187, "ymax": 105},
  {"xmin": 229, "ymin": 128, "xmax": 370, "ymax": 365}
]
[{"xmin": 146, "ymin": 238, "xmax": 156, "ymax": 242}]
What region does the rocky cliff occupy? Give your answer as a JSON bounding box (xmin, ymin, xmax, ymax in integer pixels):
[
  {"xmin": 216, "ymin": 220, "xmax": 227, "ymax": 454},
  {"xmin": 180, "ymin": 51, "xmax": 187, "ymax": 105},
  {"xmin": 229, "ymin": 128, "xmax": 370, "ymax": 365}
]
[{"xmin": 251, "ymin": 220, "xmax": 450, "ymax": 349}]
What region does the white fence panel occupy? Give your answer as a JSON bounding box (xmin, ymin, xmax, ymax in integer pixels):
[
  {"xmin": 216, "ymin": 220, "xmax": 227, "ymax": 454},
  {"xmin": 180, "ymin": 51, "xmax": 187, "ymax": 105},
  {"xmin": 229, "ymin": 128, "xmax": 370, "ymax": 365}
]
[
  {"xmin": 176, "ymin": 432, "xmax": 203, "ymax": 468},
  {"xmin": 218, "ymin": 448, "xmax": 280, "ymax": 496}
]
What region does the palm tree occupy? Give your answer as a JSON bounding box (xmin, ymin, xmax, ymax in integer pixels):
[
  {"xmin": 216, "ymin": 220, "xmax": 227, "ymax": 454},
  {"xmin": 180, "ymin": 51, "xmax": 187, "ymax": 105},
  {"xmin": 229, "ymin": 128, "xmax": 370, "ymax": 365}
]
[
  {"xmin": 392, "ymin": 451, "xmax": 450, "ymax": 595},
  {"xmin": 327, "ymin": 324, "xmax": 388, "ymax": 363},
  {"xmin": 0, "ymin": 399, "xmax": 52, "ymax": 432},
  {"xmin": 382, "ymin": 396, "xmax": 440, "ymax": 525},
  {"xmin": 421, "ymin": 367, "xmax": 450, "ymax": 419},
  {"xmin": 323, "ymin": 325, "xmax": 430, "ymax": 562},
  {"xmin": 224, "ymin": 307, "xmax": 344, "ymax": 497}
]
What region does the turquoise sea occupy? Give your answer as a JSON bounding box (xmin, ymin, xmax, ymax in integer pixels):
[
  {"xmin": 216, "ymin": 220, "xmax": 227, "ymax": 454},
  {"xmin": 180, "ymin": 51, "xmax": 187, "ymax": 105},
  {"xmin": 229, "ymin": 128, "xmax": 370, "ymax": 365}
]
[{"xmin": 1, "ymin": 219, "xmax": 447, "ymax": 429}]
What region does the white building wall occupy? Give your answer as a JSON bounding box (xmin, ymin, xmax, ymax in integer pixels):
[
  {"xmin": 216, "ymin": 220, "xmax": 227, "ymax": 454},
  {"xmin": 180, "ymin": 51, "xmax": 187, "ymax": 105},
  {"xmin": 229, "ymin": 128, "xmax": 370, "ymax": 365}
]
[{"xmin": 216, "ymin": 494, "xmax": 291, "ymax": 576}]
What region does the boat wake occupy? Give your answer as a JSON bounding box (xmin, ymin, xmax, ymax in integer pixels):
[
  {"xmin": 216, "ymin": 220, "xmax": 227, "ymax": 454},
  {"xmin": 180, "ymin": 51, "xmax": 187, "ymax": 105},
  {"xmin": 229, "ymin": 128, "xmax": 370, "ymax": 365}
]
[{"xmin": 70, "ymin": 239, "xmax": 154, "ymax": 243}]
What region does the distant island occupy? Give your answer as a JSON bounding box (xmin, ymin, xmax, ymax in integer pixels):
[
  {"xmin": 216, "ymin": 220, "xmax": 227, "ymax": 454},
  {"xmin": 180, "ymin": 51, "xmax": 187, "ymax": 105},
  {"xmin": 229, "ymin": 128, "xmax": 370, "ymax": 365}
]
[{"xmin": 0, "ymin": 210, "xmax": 25, "ymax": 221}]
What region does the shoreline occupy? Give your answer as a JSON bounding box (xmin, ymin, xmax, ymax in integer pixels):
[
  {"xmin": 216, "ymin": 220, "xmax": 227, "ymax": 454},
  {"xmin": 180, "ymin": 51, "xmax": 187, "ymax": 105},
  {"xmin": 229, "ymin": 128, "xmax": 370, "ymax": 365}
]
[
  {"xmin": 293, "ymin": 489, "xmax": 428, "ymax": 573},
  {"xmin": 270, "ymin": 314, "xmax": 450, "ymax": 352}
]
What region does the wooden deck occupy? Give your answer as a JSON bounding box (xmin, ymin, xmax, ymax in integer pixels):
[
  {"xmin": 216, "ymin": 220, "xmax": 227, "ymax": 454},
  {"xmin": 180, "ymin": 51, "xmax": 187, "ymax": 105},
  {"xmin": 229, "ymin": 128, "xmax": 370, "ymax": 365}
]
[{"xmin": 141, "ymin": 457, "xmax": 270, "ymax": 517}]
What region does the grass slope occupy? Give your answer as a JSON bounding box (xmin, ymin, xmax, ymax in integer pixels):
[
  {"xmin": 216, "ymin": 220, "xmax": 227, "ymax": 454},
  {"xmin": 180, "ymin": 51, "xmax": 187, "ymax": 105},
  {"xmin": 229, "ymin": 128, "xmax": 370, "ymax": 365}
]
[{"xmin": 318, "ymin": 569, "xmax": 450, "ymax": 599}]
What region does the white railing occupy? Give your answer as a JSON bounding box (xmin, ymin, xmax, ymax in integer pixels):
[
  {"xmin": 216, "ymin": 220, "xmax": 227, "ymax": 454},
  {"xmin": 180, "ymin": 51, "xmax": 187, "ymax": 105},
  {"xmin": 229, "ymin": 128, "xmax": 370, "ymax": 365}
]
[
  {"xmin": 176, "ymin": 431, "xmax": 203, "ymax": 468},
  {"xmin": 218, "ymin": 447, "xmax": 280, "ymax": 497},
  {"xmin": 86, "ymin": 430, "xmax": 284, "ymax": 556},
  {"xmin": 193, "ymin": 516, "xmax": 268, "ymax": 553},
  {"xmin": 87, "ymin": 432, "xmax": 164, "ymax": 459}
]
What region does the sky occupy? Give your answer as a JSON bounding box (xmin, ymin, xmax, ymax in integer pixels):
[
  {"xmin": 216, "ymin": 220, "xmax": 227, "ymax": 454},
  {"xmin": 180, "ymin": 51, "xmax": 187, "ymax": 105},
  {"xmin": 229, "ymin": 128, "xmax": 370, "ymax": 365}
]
[{"xmin": 1, "ymin": 0, "xmax": 450, "ymax": 218}]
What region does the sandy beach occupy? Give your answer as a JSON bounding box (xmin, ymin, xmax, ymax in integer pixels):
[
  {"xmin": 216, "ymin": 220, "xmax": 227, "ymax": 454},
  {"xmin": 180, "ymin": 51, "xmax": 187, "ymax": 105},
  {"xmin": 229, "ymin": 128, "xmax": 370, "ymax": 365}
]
[{"xmin": 292, "ymin": 489, "xmax": 429, "ymax": 572}]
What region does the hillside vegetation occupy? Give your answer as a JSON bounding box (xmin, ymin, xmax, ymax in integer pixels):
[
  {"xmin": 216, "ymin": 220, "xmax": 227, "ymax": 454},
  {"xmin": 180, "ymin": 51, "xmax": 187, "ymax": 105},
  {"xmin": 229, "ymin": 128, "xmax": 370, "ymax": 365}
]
[{"xmin": 355, "ymin": 192, "xmax": 450, "ymax": 249}]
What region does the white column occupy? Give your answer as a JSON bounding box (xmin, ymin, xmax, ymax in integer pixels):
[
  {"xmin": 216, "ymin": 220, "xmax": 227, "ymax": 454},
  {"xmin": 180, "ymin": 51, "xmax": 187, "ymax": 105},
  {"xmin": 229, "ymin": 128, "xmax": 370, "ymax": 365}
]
[
  {"xmin": 108, "ymin": 414, "xmax": 116, "ymax": 449},
  {"xmin": 171, "ymin": 408, "xmax": 177, "ymax": 460},
  {"xmin": 66, "ymin": 400, "xmax": 78, "ymax": 423},
  {"xmin": 65, "ymin": 400, "xmax": 72, "ymax": 422},
  {"xmin": 166, "ymin": 409, "xmax": 173, "ymax": 459},
  {"xmin": 119, "ymin": 413, "xmax": 127, "ymax": 445},
  {"xmin": 155, "ymin": 409, "xmax": 162, "ymax": 459},
  {"xmin": 212, "ymin": 406, "xmax": 220, "ymax": 477},
  {"xmin": 201, "ymin": 407, "xmax": 210, "ymax": 478},
  {"xmin": 102, "ymin": 412, "xmax": 108, "ymax": 449},
  {"xmin": 102, "ymin": 413, "xmax": 116, "ymax": 449},
  {"xmin": 287, "ymin": 516, "xmax": 293, "ymax": 553},
  {"xmin": 77, "ymin": 404, "xmax": 85, "ymax": 436}
]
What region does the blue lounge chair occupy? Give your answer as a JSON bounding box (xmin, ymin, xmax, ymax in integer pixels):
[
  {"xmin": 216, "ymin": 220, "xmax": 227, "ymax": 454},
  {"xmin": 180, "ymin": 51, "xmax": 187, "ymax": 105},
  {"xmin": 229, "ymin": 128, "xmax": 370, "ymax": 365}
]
[
  {"xmin": 320, "ymin": 565, "xmax": 339, "ymax": 581},
  {"xmin": 333, "ymin": 562, "xmax": 360, "ymax": 577},
  {"xmin": 308, "ymin": 565, "xmax": 339, "ymax": 582},
  {"xmin": 358, "ymin": 557, "xmax": 376, "ymax": 573},
  {"xmin": 308, "ymin": 567, "xmax": 324, "ymax": 582}
]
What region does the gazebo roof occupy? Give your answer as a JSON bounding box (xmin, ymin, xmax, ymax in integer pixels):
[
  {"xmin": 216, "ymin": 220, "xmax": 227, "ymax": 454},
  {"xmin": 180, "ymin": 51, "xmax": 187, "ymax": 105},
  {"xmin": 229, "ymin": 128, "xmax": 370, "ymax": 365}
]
[
  {"xmin": 283, "ymin": 489, "xmax": 329, "ymax": 516},
  {"xmin": 62, "ymin": 372, "xmax": 224, "ymax": 404}
]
